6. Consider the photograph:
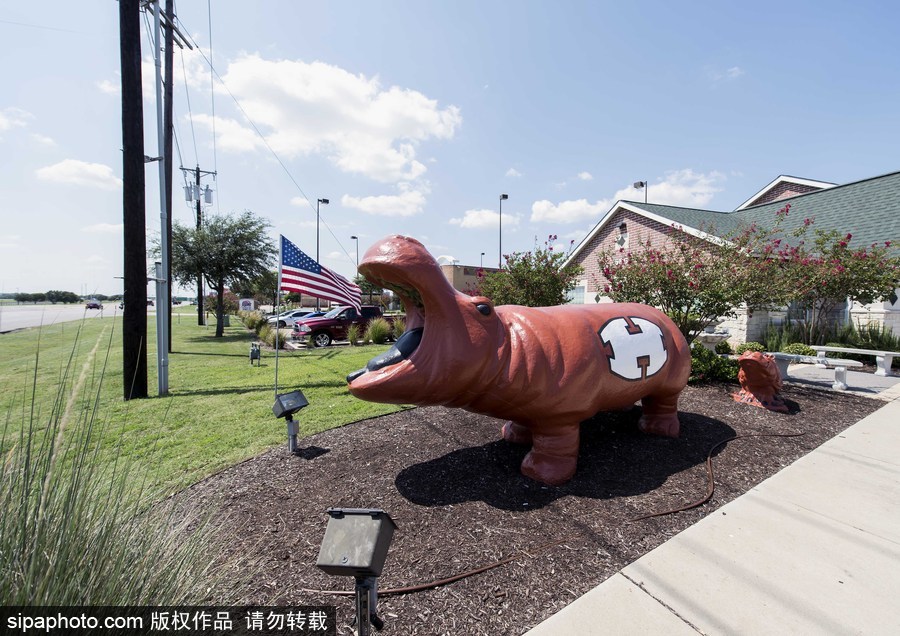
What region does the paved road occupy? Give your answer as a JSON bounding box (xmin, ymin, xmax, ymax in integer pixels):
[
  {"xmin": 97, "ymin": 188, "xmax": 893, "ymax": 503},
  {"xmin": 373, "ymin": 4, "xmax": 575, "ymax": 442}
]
[{"xmin": 0, "ymin": 303, "xmax": 114, "ymax": 333}]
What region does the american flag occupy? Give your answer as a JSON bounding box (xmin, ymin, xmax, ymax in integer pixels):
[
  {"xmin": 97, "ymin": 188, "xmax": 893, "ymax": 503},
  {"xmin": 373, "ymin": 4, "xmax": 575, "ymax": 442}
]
[{"xmin": 279, "ymin": 235, "xmax": 361, "ymax": 311}]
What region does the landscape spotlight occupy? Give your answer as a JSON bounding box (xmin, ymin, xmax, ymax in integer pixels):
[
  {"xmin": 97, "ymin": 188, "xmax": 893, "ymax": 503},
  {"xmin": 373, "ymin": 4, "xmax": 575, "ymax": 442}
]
[
  {"xmin": 317, "ymin": 508, "xmax": 398, "ymax": 634},
  {"xmin": 272, "ymin": 389, "xmax": 309, "ymax": 454}
]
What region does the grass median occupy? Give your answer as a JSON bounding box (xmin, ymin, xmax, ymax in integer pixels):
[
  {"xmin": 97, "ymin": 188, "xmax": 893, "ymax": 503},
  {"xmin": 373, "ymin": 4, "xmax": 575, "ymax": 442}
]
[{"xmin": 0, "ymin": 308, "xmax": 407, "ymax": 498}]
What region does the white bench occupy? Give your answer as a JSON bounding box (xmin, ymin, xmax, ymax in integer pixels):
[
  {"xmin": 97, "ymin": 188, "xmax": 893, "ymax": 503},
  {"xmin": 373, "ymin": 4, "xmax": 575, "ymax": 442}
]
[
  {"xmin": 810, "ymin": 345, "xmax": 899, "ymax": 377},
  {"xmin": 766, "ymin": 352, "xmax": 864, "ymax": 391}
]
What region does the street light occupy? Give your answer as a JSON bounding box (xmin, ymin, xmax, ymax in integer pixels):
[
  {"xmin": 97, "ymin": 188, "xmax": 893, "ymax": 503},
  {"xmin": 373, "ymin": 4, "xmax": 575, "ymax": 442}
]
[
  {"xmin": 480, "ymin": 252, "xmax": 485, "ymax": 268},
  {"xmin": 633, "ymin": 181, "xmax": 648, "ymax": 204},
  {"xmin": 351, "ymin": 235, "xmax": 359, "ymax": 269},
  {"xmin": 317, "ymin": 198, "xmax": 329, "ymax": 311},
  {"xmin": 499, "ymin": 194, "xmax": 508, "ymax": 268}
]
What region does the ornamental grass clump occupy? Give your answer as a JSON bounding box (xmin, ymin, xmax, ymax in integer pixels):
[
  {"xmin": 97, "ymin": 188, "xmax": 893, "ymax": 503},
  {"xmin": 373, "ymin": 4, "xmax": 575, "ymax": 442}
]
[
  {"xmin": 0, "ymin": 325, "xmax": 240, "ymax": 605},
  {"xmin": 392, "ymin": 316, "xmax": 406, "ymax": 340},
  {"xmin": 346, "ymin": 323, "xmax": 361, "ymax": 346},
  {"xmin": 364, "ymin": 318, "xmax": 392, "ymax": 345}
]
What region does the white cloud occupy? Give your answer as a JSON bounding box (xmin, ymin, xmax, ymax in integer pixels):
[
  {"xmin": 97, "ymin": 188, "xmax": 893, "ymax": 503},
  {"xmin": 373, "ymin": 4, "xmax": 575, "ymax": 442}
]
[
  {"xmin": 531, "ymin": 169, "xmax": 724, "ymax": 223},
  {"xmin": 0, "ymin": 107, "xmax": 31, "ymax": 137},
  {"xmin": 96, "ymin": 79, "xmax": 120, "ymax": 95},
  {"xmin": 85, "ymin": 255, "xmax": 106, "ymax": 264},
  {"xmin": 31, "ymin": 133, "xmax": 55, "ymax": 147},
  {"xmin": 0, "ymin": 234, "xmax": 22, "ymax": 248},
  {"xmin": 82, "ymin": 223, "xmax": 123, "ymax": 234},
  {"xmin": 36, "ymin": 159, "xmax": 122, "ymax": 191},
  {"xmin": 531, "ymin": 199, "xmax": 609, "ymax": 223},
  {"xmin": 449, "ymin": 208, "xmax": 520, "ymax": 229},
  {"xmin": 341, "ymin": 185, "xmax": 428, "ymax": 217},
  {"xmin": 708, "ymin": 65, "xmax": 745, "ymax": 82},
  {"xmin": 577, "ymin": 171, "xmax": 593, "ymax": 181},
  {"xmin": 197, "ymin": 55, "xmax": 461, "ymax": 184},
  {"xmin": 506, "ymin": 168, "xmax": 522, "ymax": 178}
]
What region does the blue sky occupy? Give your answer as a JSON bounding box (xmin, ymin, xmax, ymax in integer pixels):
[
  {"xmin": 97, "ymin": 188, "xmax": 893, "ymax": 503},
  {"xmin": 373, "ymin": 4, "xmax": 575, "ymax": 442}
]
[{"xmin": 2, "ymin": 1, "xmax": 899, "ymax": 296}]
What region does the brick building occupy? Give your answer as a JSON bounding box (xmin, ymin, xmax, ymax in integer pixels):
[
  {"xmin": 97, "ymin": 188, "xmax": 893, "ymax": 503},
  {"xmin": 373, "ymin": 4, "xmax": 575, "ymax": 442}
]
[{"xmin": 562, "ymin": 171, "xmax": 900, "ymax": 343}]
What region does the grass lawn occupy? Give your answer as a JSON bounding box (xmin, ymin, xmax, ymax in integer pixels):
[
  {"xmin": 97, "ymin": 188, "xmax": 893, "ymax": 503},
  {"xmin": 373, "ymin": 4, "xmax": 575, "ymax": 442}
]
[{"xmin": 0, "ymin": 308, "xmax": 406, "ymax": 497}]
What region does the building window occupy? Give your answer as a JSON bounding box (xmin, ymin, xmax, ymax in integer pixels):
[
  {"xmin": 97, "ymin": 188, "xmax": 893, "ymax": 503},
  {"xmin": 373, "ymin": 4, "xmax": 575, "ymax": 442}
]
[{"xmin": 567, "ymin": 285, "xmax": 585, "ymax": 305}]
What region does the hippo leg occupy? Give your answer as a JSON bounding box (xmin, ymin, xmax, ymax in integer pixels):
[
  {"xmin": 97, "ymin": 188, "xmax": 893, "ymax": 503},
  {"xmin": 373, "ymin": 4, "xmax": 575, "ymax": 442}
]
[
  {"xmin": 520, "ymin": 423, "xmax": 580, "ymax": 486},
  {"xmin": 501, "ymin": 420, "xmax": 533, "ymax": 445},
  {"xmin": 638, "ymin": 392, "xmax": 681, "ymax": 438}
]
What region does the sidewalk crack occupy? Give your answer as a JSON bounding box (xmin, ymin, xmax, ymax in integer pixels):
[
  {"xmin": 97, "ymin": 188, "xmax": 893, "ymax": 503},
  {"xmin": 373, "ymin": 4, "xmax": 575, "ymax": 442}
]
[{"xmin": 621, "ymin": 572, "xmax": 705, "ymax": 634}]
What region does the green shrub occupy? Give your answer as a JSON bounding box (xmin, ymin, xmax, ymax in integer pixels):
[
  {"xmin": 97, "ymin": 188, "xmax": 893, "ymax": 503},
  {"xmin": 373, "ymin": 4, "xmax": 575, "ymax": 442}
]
[
  {"xmin": 364, "ymin": 318, "xmax": 392, "ymax": 345},
  {"xmin": 239, "ymin": 310, "xmax": 265, "ymax": 332},
  {"xmin": 735, "ymin": 341, "xmax": 766, "ymax": 355},
  {"xmin": 346, "ymin": 323, "xmax": 360, "ymax": 346},
  {"xmin": 714, "ymin": 340, "xmax": 733, "ymax": 355},
  {"xmin": 392, "ymin": 316, "xmax": 406, "ymax": 340},
  {"xmin": 258, "ymin": 324, "xmax": 287, "ymax": 349},
  {"xmin": 689, "ymin": 343, "xmax": 739, "ymax": 384},
  {"xmin": 780, "ymin": 342, "xmax": 816, "ymax": 356}
]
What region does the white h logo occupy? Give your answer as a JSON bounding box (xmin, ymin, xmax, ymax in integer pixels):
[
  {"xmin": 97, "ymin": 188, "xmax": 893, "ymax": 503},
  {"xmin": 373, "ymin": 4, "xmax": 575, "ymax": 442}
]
[{"xmin": 598, "ymin": 316, "xmax": 668, "ymax": 381}]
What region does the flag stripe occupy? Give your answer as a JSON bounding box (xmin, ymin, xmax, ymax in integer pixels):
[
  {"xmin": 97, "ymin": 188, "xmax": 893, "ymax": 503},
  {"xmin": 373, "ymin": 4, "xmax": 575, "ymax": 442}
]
[{"xmin": 279, "ymin": 235, "xmax": 361, "ymax": 311}]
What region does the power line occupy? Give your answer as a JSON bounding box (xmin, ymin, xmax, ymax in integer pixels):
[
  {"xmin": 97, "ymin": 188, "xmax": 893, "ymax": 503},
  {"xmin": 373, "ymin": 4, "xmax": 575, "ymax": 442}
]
[
  {"xmin": 179, "ymin": 46, "xmax": 199, "ymax": 166},
  {"xmin": 207, "ymin": 0, "xmax": 220, "ymax": 216}
]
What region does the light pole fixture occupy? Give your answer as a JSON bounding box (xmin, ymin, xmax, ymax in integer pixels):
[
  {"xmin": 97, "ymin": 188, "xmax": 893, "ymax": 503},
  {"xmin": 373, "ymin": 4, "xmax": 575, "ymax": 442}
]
[
  {"xmin": 480, "ymin": 252, "xmax": 485, "ymax": 268},
  {"xmin": 316, "ymin": 198, "xmax": 329, "ymax": 311},
  {"xmin": 351, "ymin": 235, "xmax": 359, "ymax": 269},
  {"xmin": 633, "ymin": 181, "xmax": 648, "ymax": 204},
  {"xmin": 499, "ymin": 194, "xmax": 508, "ymax": 268}
]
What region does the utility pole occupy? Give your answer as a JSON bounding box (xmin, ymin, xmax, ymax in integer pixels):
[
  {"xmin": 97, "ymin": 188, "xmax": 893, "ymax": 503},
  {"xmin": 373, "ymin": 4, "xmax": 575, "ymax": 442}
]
[
  {"xmin": 181, "ymin": 165, "xmax": 216, "ymax": 325},
  {"xmin": 120, "ymin": 0, "xmax": 148, "ymax": 399},
  {"xmin": 195, "ymin": 166, "xmax": 203, "ymax": 325},
  {"xmin": 164, "ymin": 0, "xmax": 174, "ymax": 352},
  {"xmin": 152, "ymin": 0, "xmax": 169, "ymax": 396}
]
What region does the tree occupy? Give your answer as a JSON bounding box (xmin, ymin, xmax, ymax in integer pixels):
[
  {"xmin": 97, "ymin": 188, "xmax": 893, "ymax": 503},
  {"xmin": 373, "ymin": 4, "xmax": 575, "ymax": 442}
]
[
  {"xmin": 774, "ymin": 210, "xmax": 899, "ymax": 343},
  {"xmin": 354, "ymin": 275, "xmax": 383, "ymax": 306},
  {"xmin": 475, "ymin": 235, "xmax": 584, "ymax": 307},
  {"xmin": 597, "ymin": 203, "xmax": 900, "ymax": 344},
  {"xmin": 170, "ymin": 211, "xmax": 275, "ymax": 337},
  {"xmin": 233, "ymin": 269, "xmax": 278, "ymax": 307}
]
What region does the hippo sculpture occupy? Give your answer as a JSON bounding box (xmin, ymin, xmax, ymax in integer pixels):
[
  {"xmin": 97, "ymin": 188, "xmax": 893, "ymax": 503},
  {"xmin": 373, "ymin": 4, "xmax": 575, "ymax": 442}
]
[
  {"xmin": 347, "ymin": 236, "xmax": 691, "ymax": 485},
  {"xmin": 732, "ymin": 351, "xmax": 789, "ymax": 413}
]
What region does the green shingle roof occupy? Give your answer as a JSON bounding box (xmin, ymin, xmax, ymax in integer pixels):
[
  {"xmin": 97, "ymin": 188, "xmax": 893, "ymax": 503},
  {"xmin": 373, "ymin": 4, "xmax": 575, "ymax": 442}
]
[{"xmin": 623, "ymin": 170, "xmax": 900, "ymax": 254}]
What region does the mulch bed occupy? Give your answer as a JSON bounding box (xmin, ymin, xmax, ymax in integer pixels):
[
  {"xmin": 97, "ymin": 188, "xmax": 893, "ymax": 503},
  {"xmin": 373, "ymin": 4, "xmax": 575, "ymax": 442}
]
[{"xmin": 179, "ymin": 382, "xmax": 881, "ymax": 635}]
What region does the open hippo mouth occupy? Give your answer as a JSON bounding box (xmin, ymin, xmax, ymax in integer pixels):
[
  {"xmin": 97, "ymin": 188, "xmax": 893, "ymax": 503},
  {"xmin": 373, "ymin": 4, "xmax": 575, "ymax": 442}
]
[
  {"xmin": 345, "ymin": 236, "xmax": 440, "ymax": 386},
  {"xmin": 346, "ymin": 327, "xmax": 423, "ymax": 383}
]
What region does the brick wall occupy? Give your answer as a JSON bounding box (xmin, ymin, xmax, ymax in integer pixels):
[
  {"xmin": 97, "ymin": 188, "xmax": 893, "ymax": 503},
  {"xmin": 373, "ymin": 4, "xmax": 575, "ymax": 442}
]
[
  {"xmin": 745, "ymin": 181, "xmax": 823, "ymax": 207},
  {"xmin": 571, "ymin": 207, "xmax": 678, "ymax": 298}
]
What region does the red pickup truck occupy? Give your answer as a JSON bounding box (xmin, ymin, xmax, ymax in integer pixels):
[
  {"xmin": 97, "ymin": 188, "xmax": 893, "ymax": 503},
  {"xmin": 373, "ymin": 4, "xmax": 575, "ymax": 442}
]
[{"xmin": 292, "ymin": 305, "xmax": 399, "ymax": 347}]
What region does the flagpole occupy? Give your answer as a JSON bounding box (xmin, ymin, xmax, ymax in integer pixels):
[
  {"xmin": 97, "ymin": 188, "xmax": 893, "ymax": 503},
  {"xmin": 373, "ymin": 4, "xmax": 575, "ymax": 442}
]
[{"xmin": 275, "ymin": 235, "xmax": 282, "ymax": 398}]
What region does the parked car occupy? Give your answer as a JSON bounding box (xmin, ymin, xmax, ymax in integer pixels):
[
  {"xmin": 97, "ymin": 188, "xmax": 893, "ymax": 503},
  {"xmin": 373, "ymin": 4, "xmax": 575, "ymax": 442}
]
[
  {"xmin": 293, "ymin": 305, "xmax": 400, "ymax": 347},
  {"xmin": 267, "ymin": 309, "xmax": 322, "ymax": 328},
  {"xmin": 85, "ymin": 299, "xmax": 102, "ymax": 310},
  {"xmin": 147, "ymin": 299, "xmax": 154, "ymax": 307}
]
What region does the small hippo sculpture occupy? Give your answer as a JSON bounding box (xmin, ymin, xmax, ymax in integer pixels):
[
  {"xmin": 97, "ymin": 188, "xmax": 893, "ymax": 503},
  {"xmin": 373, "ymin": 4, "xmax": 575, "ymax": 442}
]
[
  {"xmin": 347, "ymin": 236, "xmax": 691, "ymax": 485},
  {"xmin": 732, "ymin": 351, "xmax": 789, "ymax": 413}
]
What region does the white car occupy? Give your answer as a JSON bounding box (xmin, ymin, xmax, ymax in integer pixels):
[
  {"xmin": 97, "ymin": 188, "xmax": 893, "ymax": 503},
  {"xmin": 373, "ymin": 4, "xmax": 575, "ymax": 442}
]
[{"xmin": 267, "ymin": 309, "xmax": 315, "ymax": 328}]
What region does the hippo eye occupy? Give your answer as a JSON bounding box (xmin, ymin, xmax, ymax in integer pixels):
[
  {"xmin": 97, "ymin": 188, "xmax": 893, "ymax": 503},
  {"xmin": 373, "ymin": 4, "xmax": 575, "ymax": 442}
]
[{"xmin": 476, "ymin": 303, "xmax": 492, "ymax": 316}]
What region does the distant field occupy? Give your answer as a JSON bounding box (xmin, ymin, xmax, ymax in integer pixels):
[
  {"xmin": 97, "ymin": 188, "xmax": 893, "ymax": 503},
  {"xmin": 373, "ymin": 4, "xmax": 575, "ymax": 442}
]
[{"xmin": 0, "ymin": 312, "xmax": 405, "ymax": 497}]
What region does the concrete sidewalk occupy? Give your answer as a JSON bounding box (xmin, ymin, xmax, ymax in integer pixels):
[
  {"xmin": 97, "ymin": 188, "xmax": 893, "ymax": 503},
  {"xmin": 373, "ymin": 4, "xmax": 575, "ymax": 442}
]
[{"xmin": 528, "ymin": 378, "xmax": 900, "ymax": 635}]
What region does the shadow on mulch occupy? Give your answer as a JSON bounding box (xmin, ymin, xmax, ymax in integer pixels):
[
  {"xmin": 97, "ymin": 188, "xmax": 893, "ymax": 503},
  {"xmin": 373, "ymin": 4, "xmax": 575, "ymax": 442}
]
[
  {"xmin": 176, "ymin": 382, "xmax": 882, "ymax": 636},
  {"xmin": 396, "ymin": 410, "xmax": 735, "ymax": 510}
]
